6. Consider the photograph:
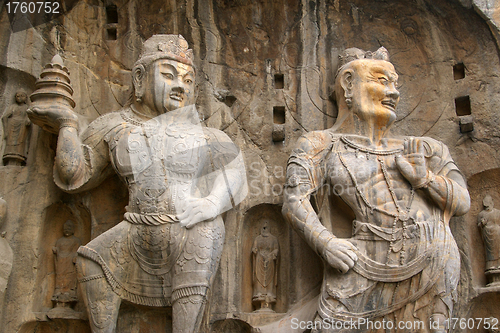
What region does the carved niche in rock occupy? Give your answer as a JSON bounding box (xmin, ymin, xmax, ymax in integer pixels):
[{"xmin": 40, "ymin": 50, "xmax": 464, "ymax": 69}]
[
  {"xmin": 478, "ymin": 195, "xmax": 500, "ymax": 287},
  {"xmin": 28, "ymin": 34, "xmax": 247, "ymax": 333},
  {"xmin": 2, "ymin": 90, "xmax": 31, "ymax": 166},
  {"xmin": 252, "ymin": 220, "xmax": 279, "ymax": 313},
  {"xmin": 283, "ymin": 47, "xmax": 470, "ymax": 332}
]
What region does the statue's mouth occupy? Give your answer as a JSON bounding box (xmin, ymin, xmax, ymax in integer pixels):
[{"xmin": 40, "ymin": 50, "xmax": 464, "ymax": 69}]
[
  {"xmin": 382, "ymin": 100, "xmax": 396, "ymax": 110},
  {"xmin": 170, "ymin": 93, "xmax": 183, "ymax": 102}
]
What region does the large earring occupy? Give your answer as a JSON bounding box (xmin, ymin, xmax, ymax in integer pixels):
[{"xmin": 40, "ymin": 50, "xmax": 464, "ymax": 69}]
[
  {"xmin": 345, "ymin": 96, "xmax": 352, "ymax": 109},
  {"xmin": 135, "ymin": 92, "xmax": 143, "ymax": 103}
]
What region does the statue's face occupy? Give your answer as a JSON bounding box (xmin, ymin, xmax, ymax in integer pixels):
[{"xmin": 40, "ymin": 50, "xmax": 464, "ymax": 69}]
[
  {"xmin": 261, "ymin": 222, "xmax": 270, "ymax": 235},
  {"xmin": 484, "ymin": 195, "xmax": 494, "ymax": 209},
  {"xmin": 15, "ymin": 92, "xmax": 27, "ymax": 104},
  {"xmin": 349, "ymin": 60, "xmax": 399, "ymax": 124},
  {"xmin": 144, "ymin": 59, "xmax": 195, "ymax": 114},
  {"xmin": 63, "ymin": 221, "xmax": 75, "ymax": 236}
]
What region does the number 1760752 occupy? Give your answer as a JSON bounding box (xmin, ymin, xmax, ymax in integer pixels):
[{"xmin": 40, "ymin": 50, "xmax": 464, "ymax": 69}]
[{"xmin": 5, "ymin": 2, "xmax": 59, "ymax": 14}]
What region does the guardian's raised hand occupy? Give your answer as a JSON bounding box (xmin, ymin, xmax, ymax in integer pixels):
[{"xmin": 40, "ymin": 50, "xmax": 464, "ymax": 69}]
[{"xmin": 395, "ymin": 138, "xmax": 429, "ymax": 188}]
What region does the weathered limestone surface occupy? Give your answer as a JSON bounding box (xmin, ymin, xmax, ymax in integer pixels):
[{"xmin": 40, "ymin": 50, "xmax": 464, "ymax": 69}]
[{"xmin": 1, "ymin": 0, "xmax": 500, "ymax": 332}]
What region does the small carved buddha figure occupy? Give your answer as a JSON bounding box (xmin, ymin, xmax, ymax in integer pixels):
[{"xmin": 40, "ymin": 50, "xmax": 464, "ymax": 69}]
[
  {"xmin": 2, "ymin": 90, "xmax": 31, "ymax": 166},
  {"xmin": 52, "ymin": 220, "xmax": 81, "ymax": 307},
  {"xmin": 478, "ymin": 195, "xmax": 500, "ymax": 286},
  {"xmin": 252, "ymin": 220, "xmax": 279, "ymax": 312},
  {"xmin": 0, "ymin": 197, "xmax": 13, "ymax": 296}
]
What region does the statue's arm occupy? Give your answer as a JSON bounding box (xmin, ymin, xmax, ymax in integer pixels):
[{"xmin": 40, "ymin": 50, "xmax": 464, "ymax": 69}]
[
  {"xmin": 282, "ymin": 133, "xmax": 357, "ymax": 273},
  {"xmin": 424, "ymin": 168, "xmax": 470, "ymax": 216},
  {"xmin": 53, "ymin": 122, "xmax": 117, "ymax": 193},
  {"xmin": 283, "ymin": 163, "xmax": 357, "ymax": 273},
  {"xmin": 209, "ymin": 164, "xmax": 244, "ymax": 211},
  {"xmin": 28, "ymin": 105, "xmax": 114, "ymax": 192},
  {"xmin": 2, "ymin": 109, "xmax": 10, "ymax": 139},
  {"xmin": 178, "ymin": 129, "xmax": 246, "ymax": 228},
  {"xmin": 53, "ymin": 125, "xmax": 87, "ymax": 187},
  {"xmin": 396, "ymin": 137, "xmax": 470, "ymax": 217}
]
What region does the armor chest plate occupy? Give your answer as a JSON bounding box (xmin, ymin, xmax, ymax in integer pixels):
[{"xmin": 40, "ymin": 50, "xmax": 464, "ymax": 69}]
[
  {"xmin": 112, "ymin": 121, "xmax": 206, "ymax": 181},
  {"xmin": 110, "ymin": 119, "xmax": 207, "ymax": 215}
]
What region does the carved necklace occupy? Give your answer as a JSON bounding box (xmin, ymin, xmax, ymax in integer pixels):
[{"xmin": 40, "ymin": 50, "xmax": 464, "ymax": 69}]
[
  {"xmin": 337, "ymin": 143, "xmax": 414, "ymax": 265},
  {"xmin": 341, "ymin": 136, "xmax": 403, "ymax": 159},
  {"xmin": 121, "ymin": 105, "xmax": 156, "ymax": 127}
]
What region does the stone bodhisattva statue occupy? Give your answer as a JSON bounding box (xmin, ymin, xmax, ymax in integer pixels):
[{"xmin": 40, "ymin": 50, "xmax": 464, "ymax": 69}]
[
  {"xmin": 2, "ymin": 90, "xmax": 31, "ymax": 166},
  {"xmin": 478, "ymin": 195, "xmax": 500, "ymax": 286},
  {"xmin": 52, "ymin": 220, "xmax": 81, "ymax": 308},
  {"xmin": 28, "ymin": 35, "xmax": 246, "ymax": 333},
  {"xmin": 252, "ymin": 220, "xmax": 279, "ymax": 312},
  {"xmin": 283, "ymin": 48, "xmax": 470, "ymax": 332}
]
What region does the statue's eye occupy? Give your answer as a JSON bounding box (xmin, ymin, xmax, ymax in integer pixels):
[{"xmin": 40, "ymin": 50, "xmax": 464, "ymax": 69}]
[
  {"xmin": 378, "ymin": 77, "xmax": 388, "ymax": 84},
  {"xmin": 163, "ymin": 73, "xmax": 174, "ymax": 80},
  {"xmin": 184, "ymin": 78, "xmax": 193, "ymax": 84}
]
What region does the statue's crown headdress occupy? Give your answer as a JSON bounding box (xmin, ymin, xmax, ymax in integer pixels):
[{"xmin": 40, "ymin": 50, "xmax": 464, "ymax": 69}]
[
  {"xmin": 134, "ymin": 34, "xmax": 194, "ymax": 68},
  {"xmin": 336, "ymin": 47, "xmax": 390, "ymax": 77}
]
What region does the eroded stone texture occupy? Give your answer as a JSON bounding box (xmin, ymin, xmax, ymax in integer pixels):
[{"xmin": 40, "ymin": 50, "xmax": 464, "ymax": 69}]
[{"xmin": 0, "ymin": 196, "xmax": 12, "ymax": 294}]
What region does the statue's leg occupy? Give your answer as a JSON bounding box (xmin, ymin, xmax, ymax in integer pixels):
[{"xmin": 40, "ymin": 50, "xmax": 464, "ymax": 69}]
[
  {"xmin": 76, "ymin": 256, "xmax": 121, "ymax": 333},
  {"xmin": 172, "ymin": 289, "xmax": 207, "ymax": 333},
  {"xmin": 171, "ymin": 219, "xmax": 224, "ymax": 332},
  {"xmin": 430, "ymin": 297, "xmax": 449, "ymax": 333}
]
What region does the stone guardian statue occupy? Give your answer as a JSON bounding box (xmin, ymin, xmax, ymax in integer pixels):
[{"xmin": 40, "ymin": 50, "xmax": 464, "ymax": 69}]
[
  {"xmin": 28, "ymin": 35, "xmax": 247, "ymax": 333},
  {"xmin": 252, "ymin": 220, "xmax": 279, "ymax": 312},
  {"xmin": 2, "ymin": 90, "xmax": 31, "ymax": 166},
  {"xmin": 478, "ymin": 195, "xmax": 500, "ymax": 287},
  {"xmin": 282, "ymin": 47, "xmax": 470, "ymax": 333}
]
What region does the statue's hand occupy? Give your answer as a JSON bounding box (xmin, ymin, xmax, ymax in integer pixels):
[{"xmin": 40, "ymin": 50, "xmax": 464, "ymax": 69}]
[
  {"xmin": 395, "ymin": 138, "xmax": 428, "ymax": 187},
  {"xmin": 323, "ymin": 239, "xmax": 358, "ymax": 274},
  {"xmin": 26, "ymin": 105, "xmax": 78, "ymax": 134},
  {"xmin": 177, "ymin": 196, "xmax": 219, "ymax": 229}
]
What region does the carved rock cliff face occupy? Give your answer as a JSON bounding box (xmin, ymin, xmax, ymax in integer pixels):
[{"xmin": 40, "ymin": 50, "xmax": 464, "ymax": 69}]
[{"xmin": 1, "ymin": 0, "xmax": 500, "ymax": 332}]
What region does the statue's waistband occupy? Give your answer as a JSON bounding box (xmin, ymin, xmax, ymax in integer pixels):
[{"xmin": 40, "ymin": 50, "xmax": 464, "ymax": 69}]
[
  {"xmin": 352, "ymin": 220, "xmax": 421, "ymax": 242},
  {"xmin": 124, "ymin": 212, "xmax": 179, "ymax": 226}
]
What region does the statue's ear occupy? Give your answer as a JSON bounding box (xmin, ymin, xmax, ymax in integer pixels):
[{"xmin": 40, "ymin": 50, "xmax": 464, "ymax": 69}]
[
  {"xmin": 340, "ymin": 69, "xmax": 354, "ymax": 104},
  {"xmin": 133, "ymin": 64, "xmax": 146, "ymax": 99},
  {"xmin": 340, "ymin": 69, "xmax": 353, "ymax": 94}
]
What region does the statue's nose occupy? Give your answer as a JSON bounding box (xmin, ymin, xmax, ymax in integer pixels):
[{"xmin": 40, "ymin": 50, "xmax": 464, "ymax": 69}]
[
  {"xmin": 387, "ymin": 85, "xmax": 400, "ymax": 100},
  {"xmin": 172, "ymin": 84, "xmax": 185, "ymax": 94}
]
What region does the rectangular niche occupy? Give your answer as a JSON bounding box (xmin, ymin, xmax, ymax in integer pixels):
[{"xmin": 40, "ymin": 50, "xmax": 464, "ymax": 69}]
[
  {"xmin": 274, "ymin": 74, "xmax": 284, "ymax": 89},
  {"xmin": 106, "ymin": 5, "xmax": 118, "ymax": 24},
  {"xmin": 106, "ymin": 28, "xmax": 117, "ymax": 40},
  {"xmin": 455, "ymin": 96, "xmax": 471, "ymax": 116},
  {"xmin": 453, "ymin": 63, "xmax": 465, "ymax": 80},
  {"xmin": 273, "ymin": 106, "xmax": 285, "ymax": 124}
]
